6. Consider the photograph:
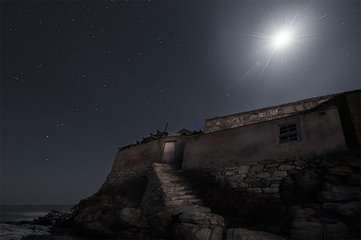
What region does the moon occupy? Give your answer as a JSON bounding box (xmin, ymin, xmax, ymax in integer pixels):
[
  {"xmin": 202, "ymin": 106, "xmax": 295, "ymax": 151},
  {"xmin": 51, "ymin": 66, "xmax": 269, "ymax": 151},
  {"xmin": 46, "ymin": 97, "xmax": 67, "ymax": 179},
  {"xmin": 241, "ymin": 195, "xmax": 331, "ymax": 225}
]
[{"xmin": 272, "ymin": 29, "xmax": 293, "ymax": 49}]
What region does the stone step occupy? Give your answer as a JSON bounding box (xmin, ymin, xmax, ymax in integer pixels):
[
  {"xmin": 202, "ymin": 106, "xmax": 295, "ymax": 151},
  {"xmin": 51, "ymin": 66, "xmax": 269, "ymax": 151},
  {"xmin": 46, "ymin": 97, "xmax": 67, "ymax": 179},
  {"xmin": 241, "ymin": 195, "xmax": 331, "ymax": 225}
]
[
  {"xmin": 153, "ymin": 163, "xmax": 177, "ymax": 170},
  {"xmin": 157, "ymin": 174, "xmax": 184, "ymax": 181},
  {"xmin": 165, "ymin": 199, "xmax": 203, "ymax": 207},
  {"xmin": 160, "ymin": 182, "xmax": 189, "ymax": 189},
  {"xmin": 165, "ymin": 190, "xmax": 195, "ymax": 198},
  {"xmin": 161, "ymin": 185, "xmax": 192, "ymax": 192},
  {"xmin": 165, "ymin": 195, "xmax": 200, "ymax": 201}
]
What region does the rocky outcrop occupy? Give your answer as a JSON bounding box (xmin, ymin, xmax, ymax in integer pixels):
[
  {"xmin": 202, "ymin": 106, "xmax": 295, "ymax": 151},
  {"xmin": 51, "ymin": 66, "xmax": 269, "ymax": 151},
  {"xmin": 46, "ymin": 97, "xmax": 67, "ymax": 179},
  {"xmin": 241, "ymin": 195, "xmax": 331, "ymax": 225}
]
[
  {"xmin": 226, "ymin": 228, "xmax": 285, "ymax": 240},
  {"xmin": 0, "ymin": 223, "xmax": 50, "ymax": 240},
  {"xmin": 68, "ymin": 154, "xmax": 359, "ymax": 240}
]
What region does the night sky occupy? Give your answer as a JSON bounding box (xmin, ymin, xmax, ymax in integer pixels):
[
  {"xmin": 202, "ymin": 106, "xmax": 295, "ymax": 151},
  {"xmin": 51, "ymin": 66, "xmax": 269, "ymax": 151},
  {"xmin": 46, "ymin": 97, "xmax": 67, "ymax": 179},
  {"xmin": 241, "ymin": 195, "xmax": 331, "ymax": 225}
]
[{"xmin": 1, "ymin": 0, "xmax": 360, "ymax": 205}]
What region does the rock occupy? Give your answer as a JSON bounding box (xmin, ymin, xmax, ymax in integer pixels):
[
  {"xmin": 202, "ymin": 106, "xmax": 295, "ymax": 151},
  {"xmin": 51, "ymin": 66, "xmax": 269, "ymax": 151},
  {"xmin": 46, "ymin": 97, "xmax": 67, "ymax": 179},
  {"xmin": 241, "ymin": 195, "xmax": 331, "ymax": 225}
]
[
  {"xmin": 238, "ymin": 165, "xmax": 250, "ymax": 174},
  {"xmin": 322, "ymin": 202, "xmax": 342, "ymax": 213},
  {"xmin": 337, "ymin": 201, "xmax": 361, "ymax": 218},
  {"xmin": 322, "ymin": 220, "xmax": 349, "ymax": 240},
  {"xmin": 319, "ymin": 185, "xmax": 361, "ymax": 202},
  {"xmin": 33, "ymin": 209, "xmax": 72, "ymax": 226},
  {"xmin": 295, "ymin": 170, "xmax": 322, "ymax": 194},
  {"xmin": 345, "ymin": 174, "xmax": 361, "ymax": 187},
  {"xmin": 279, "ymin": 164, "xmax": 295, "ymax": 171},
  {"xmin": 347, "ymin": 158, "xmax": 361, "ymax": 169},
  {"xmin": 255, "ymin": 172, "xmax": 271, "ymax": 178},
  {"xmin": 172, "ymin": 222, "xmax": 204, "ymax": 240},
  {"xmin": 119, "ymin": 207, "xmax": 141, "ymax": 226},
  {"xmin": 0, "ymin": 223, "xmax": 50, "ymax": 240},
  {"xmin": 327, "ymin": 166, "xmax": 353, "ymax": 176},
  {"xmin": 263, "ymin": 187, "xmax": 279, "ymax": 194},
  {"xmin": 289, "ymin": 219, "xmax": 349, "ymax": 240},
  {"xmin": 178, "ymin": 211, "xmax": 224, "ymax": 228},
  {"xmin": 289, "ymin": 220, "xmax": 323, "ymax": 240},
  {"xmin": 288, "ymin": 205, "xmax": 316, "ymax": 220},
  {"xmin": 226, "ymin": 228, "xmax": 285, "ymax": 240},
  {"xmin": 273, "ymin": 171, "xmax": 287, "ymax": 177}
]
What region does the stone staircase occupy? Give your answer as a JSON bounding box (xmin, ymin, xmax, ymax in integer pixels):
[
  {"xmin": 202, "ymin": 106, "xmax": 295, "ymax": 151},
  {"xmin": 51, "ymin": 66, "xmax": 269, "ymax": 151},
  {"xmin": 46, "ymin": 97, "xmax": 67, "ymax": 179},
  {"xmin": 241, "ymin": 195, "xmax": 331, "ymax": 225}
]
[
  {"xmin": 139, "ymin": 162, "xmax": 225, "ymax": 239},
  {"xmin": 153, "ymin": 163, "xmax": 204, "ymax": 208}
]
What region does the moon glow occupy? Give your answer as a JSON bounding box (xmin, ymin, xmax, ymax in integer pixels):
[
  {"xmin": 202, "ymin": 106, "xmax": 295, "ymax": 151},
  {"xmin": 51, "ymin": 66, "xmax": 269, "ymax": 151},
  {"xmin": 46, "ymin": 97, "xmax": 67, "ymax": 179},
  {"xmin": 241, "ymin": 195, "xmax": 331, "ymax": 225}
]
[{"xmin": 272, "ymin": 29, "xmax": 293, "ymax": 50}]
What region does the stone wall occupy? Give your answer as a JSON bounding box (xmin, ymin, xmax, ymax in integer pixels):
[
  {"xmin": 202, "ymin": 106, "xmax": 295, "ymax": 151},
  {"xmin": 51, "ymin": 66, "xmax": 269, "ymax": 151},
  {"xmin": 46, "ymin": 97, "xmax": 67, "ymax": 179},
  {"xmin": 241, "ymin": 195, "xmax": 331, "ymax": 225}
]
[
  {"xmin": 100, "ymin": 165, "xmax": 149, "ymax": 194},
  {"xmin": 208, "ymin": 158, "xmax": 305, "ymax": 199},
  {"xmin": 346, "ymin": 91, "xmax": 361, "ymax": 148},
  {"xmin": 185, "ymin": 154, "xmax": 361, "ymax": 239},
  {"xmin": 111, "ymin": 135, "xmax": 188, "ymax": 172},
  {"xmin": 183, "ymin": 107, "xmax": 348, "ymax": 170},
  {"xmin": 204, "ymin": 95, "xmax": 333, "ymax": 133}
]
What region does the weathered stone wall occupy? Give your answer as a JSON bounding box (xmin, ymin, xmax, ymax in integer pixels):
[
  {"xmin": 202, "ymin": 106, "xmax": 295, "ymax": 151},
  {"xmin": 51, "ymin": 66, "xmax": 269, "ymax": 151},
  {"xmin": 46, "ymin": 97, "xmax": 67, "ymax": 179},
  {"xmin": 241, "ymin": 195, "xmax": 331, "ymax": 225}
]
[
  {"xmin": 208, "ymin": 158, "xmax": 305, "ymax": 198},
  {"xmin": 346, "ymin": 91, "xmax": 361, "ymax": 148},
  {"xmin": 183, "ymin": 107, "xmax": 348, "ymax": 170},
  {"xmin": 185, "ymin": 154, "xmax": 360, "ymax": 240},
  {"xmin": 204, "ymin": 95, "xmax": 333, "ymax": 133},
  {"xmin": 100, "ymin": 165, "xmax": 149, "ymax": 193}
]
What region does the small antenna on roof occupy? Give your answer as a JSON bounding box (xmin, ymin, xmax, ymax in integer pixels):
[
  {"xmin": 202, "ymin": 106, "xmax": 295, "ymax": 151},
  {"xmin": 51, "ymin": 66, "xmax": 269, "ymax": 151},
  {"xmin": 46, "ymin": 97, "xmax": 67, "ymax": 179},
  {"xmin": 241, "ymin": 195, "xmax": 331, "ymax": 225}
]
[{"xmin": 163, "ymin": 122, "xmax": 168, "ymax": 133}]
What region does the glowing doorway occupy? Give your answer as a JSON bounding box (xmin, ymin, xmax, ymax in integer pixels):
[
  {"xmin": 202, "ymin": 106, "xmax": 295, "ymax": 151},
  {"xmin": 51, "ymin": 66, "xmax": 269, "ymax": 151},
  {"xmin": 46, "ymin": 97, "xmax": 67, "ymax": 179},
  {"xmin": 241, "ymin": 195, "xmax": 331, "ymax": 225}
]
[{"xmin": 163, "ymin": 141, "xmax": 176, "ymax": 163}]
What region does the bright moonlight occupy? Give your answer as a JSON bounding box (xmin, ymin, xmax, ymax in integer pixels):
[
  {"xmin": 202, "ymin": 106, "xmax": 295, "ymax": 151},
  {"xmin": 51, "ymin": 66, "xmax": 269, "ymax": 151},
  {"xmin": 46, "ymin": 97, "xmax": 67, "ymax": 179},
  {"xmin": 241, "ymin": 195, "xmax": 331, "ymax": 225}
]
[{"xmin": 272, "ymin": 29, "xmax": 293, "ymax": 49}]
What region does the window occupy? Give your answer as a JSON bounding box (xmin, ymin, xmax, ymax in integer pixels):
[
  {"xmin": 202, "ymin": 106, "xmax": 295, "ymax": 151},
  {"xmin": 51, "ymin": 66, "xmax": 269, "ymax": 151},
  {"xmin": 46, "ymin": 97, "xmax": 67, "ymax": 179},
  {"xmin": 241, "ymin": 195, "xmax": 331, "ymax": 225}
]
[{"xmin": 278, "ymin": 123, "xmax": 301, "ymax": 144}]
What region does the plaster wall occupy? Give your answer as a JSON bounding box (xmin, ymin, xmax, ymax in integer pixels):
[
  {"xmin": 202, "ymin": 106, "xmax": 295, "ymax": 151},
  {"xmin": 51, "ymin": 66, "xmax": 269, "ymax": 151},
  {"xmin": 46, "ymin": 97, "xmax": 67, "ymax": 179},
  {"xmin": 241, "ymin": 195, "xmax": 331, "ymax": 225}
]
[
  {"xmin": 204, "ymin": 95, "xmax": 333, "ymax": 133},
  {"xmin": 183, "ymin": 107, "xmax": 348, "ymax": 170},
  {"xmin": 111, "ymin": 135, "xmax": 187, "ymax": 172}
]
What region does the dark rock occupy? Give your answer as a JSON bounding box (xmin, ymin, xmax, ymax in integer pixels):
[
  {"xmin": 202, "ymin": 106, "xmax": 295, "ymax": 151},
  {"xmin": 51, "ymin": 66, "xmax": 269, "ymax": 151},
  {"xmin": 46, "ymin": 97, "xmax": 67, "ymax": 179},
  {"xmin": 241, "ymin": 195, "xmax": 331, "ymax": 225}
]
[
  {"xmin": 322, "ymin": 202, "xmax": 342, "ymax": 213},
  {"xmin": 345, "ymin": 174, "xmax": 361, "ymax": 187},
  {"xmin": 226, "ymin": 228, "xmax": 285, "ymax": 240},
  {"xmin": 33, "ymin": 210, "xmax": 72, "ymax": 226},
  {"xmin": 318, "ymin": 185, "xmax": 361, "ymax": 202},
  {"xmin": 327, "ymin": 166, "xmax": 353, "ymax": 176},
  {"xmin": 289, "ymin": 220, "xmax": 323, "ymax": 240},
  {"xmin": 118, "ymin": 207, "xmax": 141, "ymax": 226},
  {"xmin": 289, "ymin": 218, "xmax": 349, "ymax": 240},
  {"xmin": 337, "ymin": 201, "xmax": 361, "ymax": 218},
  {"xmin": 0, "ymin": 223, "xmax": 50, "ymax": 240}
]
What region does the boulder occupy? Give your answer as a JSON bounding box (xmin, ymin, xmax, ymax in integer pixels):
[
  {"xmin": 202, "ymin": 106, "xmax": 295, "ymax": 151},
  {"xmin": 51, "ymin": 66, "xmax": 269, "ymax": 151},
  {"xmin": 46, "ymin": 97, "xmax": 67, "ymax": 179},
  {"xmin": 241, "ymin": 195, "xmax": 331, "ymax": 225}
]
[
  {"xmin": 294, "ymin": 170, "xmax": 322, "ymax": 196},
  {"xmin": 226, "ymin": 228, "xmax": 285, "ymax": 240},
  {"xmin": 289, "ymin": 220, "xmax": 323, "ymax": 240},
  {"xmin": 289, "ymin": 218, "xmax": 349, "ymax": 240},
  {"xmin": 172, "ymin": 222, "xmax": 223, "ymax": 240},
  {"xmin": 327, "ymin": 166, "xmax": 353, "ymax": 176},
  {"xmin": 288, "ymin": 205, "xmax": 316, "ymax": 220},
  {"xmin": 178, "ymin": 211, "xmax": 224, "ymax": 228},
  {"xmin": 337, "ymin": 201, "xmax": 361, "ymax": 218},
  {"xmin": 318, "ymin": 185, "xmax": 361, "ymax": 202},
  {"xmin": 119, "ymin": 207, "xmax": 141, "ymax": 226}
]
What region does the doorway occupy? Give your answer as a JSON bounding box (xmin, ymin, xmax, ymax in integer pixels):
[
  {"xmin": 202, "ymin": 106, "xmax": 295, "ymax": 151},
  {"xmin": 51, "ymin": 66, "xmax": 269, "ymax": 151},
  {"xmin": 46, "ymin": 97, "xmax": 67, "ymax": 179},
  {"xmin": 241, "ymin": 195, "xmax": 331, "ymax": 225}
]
[{"xmin": 162, "ymin": 141, "xmax": 176, "ymax": 164}]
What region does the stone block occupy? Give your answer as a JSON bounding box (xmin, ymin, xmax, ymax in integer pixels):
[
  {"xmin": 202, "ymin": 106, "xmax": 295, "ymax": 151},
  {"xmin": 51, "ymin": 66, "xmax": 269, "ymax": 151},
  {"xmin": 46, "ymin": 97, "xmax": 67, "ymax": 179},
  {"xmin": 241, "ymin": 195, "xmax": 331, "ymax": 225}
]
[
  {"xmin": 273, "ymin": 171, "xmax": 287, "ymax": 178},
  {"xmin": 263, "ymin": 187, "xmax": 279, "ymax": 194},
  {"xmin": 255, "ymin": 172, "xmax": 271, "ymax": 178},
  {"xmin": 248, "ymin": 188, "xmax": 262, "ymax": 193},
  {"xmin": 238, "ymin": 182, "xmax": 248, "ymax": 188},
  {"xmin": 337, "ymin": 201, "xmax": 361, "ymax": 218},
  {"xmin": 319, "ymin": 185, "xmax": 361, "ymax": 202},
  {"xmin": 250, "ymin": 165, "xmax": 264, "ymax": 173},
  {"xmin": 279, "ymin": 164, "xmax": 295, "ymax": 171},
  {"xmin": 267, "ymin": 163, "xmax": 279, "ymax": 168},
  {"xmin": 327, "ymin": 166, "xmax": 353, "ymax": 176},
  {"xmin": 238, "ymin": 165, "xmax": 250, "ymax": 174}
]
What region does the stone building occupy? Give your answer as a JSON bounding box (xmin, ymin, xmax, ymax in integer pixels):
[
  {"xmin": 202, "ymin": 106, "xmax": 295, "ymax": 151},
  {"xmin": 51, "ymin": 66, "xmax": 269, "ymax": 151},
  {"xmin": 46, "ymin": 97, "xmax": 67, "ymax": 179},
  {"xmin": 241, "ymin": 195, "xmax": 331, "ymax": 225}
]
[
  {"xmin": 112, "ymin": 89, "xmax": 360, "ymax": 171},
  {"xmin": 71, "ymin": 89, "xmax": 360, "ymax": 240}
]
